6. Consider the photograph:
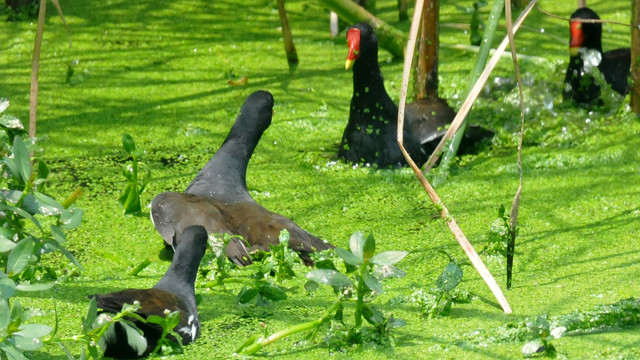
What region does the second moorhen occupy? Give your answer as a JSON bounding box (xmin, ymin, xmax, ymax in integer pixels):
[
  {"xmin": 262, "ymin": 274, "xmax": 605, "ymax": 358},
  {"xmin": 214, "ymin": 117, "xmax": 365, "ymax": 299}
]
[
  {"xmin": 151, "ymin": 91, "xmax": 333, "ymax": 266},
  {"xmin": 89, "ymin": 225, "xmax": 207, "ymax": 358},
  {"xmin": 339, "ymin": 22, "xmax": 492, "ymax": 168},
  {"xmin": 563, "ymin": 7, "xmax": 631, "ymax": 105}
]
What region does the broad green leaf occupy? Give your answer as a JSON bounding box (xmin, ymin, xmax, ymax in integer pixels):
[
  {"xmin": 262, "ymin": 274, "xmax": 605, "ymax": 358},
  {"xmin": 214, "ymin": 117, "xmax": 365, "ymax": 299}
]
[
  {"xmin": 237, "ymin": 286, "xmax": 258, "ymax": 304},
  {"xmin": 146, "ymin": 314, "xmax": 166, "ymax": 325},
  {"xmin": 0, "ymin": 341, "xmax": 29, "ymax": 360},
  {"xmin": 59, "ymin": 207, "xmax": 83, "ymax": 229},
  {"xmin": 0, "ymin": 278, "xmax": 16, "ymax": 299},
  {"xmin": 0, "ymin": 204, "xmax": 42, "ymax": 231},
  {"xmin": 3, "ymin": 157, "xmax": 19, "ymax": 180},
  {"xmin": 313, "ymin": 259, "xmax": 337, "ymax": 271},
  {"xmin": 82, "ymin": 298, "xmax": 98, "ymax": 333},
  {"xmin": 43, "ymin": 240, "xmax": 83, "ymax": 270},
  {"xmin": 118, "ymin": 321, "xmax": 147, "ymax": 357},
  {"xmin": 373, "ymin": 264, "xmax": 406, "ymax": 280},
  {"xmin": 36, "ymin": 160, "xmax": 49, "ymax": 180},
  {"xmin": 387, "ymin": 315, "xmax": 407, "ymax": 328},
  {"xmin": 363, "ymin": 271, "xmax": 383, "ymax": 294},
  {"xmin": 349, "ymin": 231, "xmax": 365, "ymax": 261},
  {"xmin": 304, "ymin": 280, "xmax": 319, "ymax": 293},
  {"xmin": 522, "ymin": 339, "xmax": 545, "ymax": 357},
  {"xmin": 435, "ymin": 262, "xmax": 463, "ymax": 292},
  {"xmin": 363, "ymin": 233, "xmax": 375, "ymax": 261},
  {"xmin": 0, "ymin": 236, "xmax": 17, "ymax": 253},
  {"xmin": 305, "ymin": 269, "xmax": 353, "ymax": 289},
  {"xmin": 122, "ymin": 134, "xmax": 136, "ymax": 154},
  {"xmin": 13, "ymin": 324, "xmax": 52, "ymax": 351},
  {"xmin": 7, "ymin": 237, "xmax": 35, "ymax": 276},
  {"xmin": 50, "ymin": 225, "xmax": 66, "ymax": 244},
  {"xmin": 362, "ymin": 304, "xmax": 385, "ymax": 326},
  {"xmin": 0, "ymin": 299, "xmax": 10, "ymax": 328},
  {"xmin": 370, "ymin": 251, "xmax": 408, "ymax": 266},
  {"xmin": 12, "ymin": 136, "xmax": 32, "ymax": 184},
  {"xmin": 0, "ymin": 116, "xmax": 24, "ymax": 131},
  {"xmin": 15, "ymin": 283, "xmax": 55, "ymax": 292},
  {"xmin": 258, "ymin": 283, "xmax": 287, "ymax": 301},
  {"xmin": 335, "ymin": 248, "xmax": 362, "ymax": 266},
  {"xmin": 278, "ymin": 229, "xmax": 290, "ymax": 246},
  {"xmin": 0, "ymin": 98, "xmax": 9, "ymax": 113},
  {"xmin": 32, "ymin": 192, "xmax": 63, "ymax": 216}
]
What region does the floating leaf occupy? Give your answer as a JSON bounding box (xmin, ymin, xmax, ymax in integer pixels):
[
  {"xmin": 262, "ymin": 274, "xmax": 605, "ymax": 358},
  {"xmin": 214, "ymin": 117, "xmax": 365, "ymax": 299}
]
[
  {"xmin": 335, "ymin": 248, "xmax": 362, "ymax": 266},
  {"xmin": 370, "ymin": 251, "xmax": 408, "ymax": 266},
  {"xmin": 7, "ymin": 237, "xmax": 35, "ymax": 276},
  {"xmin": 304, "ymin": 280, "xmax": 319, "ymax": 293},
  {"xmin": 363, "ymin": 271, "xmax": 383, "ymax": 294},
  {"xmin": 122, "ymin": 134, "xmax": 136, "ymax": 155},
  {"xmin": 306, "ymin": 269, "xmax": 353, "ymax": 289}
]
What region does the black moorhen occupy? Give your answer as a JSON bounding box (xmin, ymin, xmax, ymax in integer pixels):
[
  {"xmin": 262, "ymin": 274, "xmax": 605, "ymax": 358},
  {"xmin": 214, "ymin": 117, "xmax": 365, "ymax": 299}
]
[
  {"xmin": 89, "ymin": 225, "xmax": 207, "ymax": 359},
  {"xmin": 563, "ymin": 7, "xmax": 631, "ymax": 105},
  {"xmin": 339, "ymin": 22, "xmax": 492, "ymax": 168},
  {"xmin": 151, "ymin": 91, "xmax": 333, "ymax": 266}
]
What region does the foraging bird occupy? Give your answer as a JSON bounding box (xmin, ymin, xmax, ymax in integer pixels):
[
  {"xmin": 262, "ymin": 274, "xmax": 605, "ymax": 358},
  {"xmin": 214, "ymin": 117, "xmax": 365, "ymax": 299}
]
[
  {"xmin": 89, "ymin": 225, "xmax": 207, "ymax": 359},
  {"xmin": 151, "ymin": 91, "xmax": 332, "ymax": 266},
  {"xmin": 563, "ymin": 7, "xmax": 631, "ymax": 105},
  {"xmin": 339, "ymin": 23, "xmax": 492, "ymax": 168}
]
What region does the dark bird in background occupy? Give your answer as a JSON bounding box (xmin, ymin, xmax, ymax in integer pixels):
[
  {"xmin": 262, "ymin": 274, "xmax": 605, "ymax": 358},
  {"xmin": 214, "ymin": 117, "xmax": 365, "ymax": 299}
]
[
  {"xmin": 563, "ymin": 7, "xmax": 631, "ymax": 105},
  {"xmin": 151, "ymin": 91, "xmax": 333, "ymax": 266},
  {"xmin": 89, "ymin": 225, "xmax": 208, "ymax": 359},
  {"xmin": 338, "ymin": 23, "xmax": 492, "ymax": 168}
]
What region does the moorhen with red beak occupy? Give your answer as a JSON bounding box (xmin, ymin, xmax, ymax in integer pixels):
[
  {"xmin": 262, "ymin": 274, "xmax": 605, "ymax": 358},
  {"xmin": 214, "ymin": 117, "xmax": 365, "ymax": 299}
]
[
  {"xmin": 339, "ymin": 22, "xmax": 492, "ymax": 168},
  {"xmin": 89, "ymin": 225, "xmax": 208, "ymax": 358},
  {"xmin": 563, "ymin": 7, "xmax": 631, "ymax": 105},
  {"xmin": 151, "ymin": 91, "xmax": 333, "ymax": 266}
]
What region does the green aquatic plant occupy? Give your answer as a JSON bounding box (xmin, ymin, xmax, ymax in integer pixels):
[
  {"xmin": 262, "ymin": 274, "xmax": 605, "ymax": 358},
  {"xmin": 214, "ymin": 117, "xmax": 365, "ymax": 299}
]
[
  {"xmin": 237, "ymin": 231, "xmax": 408, "ymax": 355},
  {"xmin": 118, "ymin": 134, "xmax": 151, "ymax": 215}
]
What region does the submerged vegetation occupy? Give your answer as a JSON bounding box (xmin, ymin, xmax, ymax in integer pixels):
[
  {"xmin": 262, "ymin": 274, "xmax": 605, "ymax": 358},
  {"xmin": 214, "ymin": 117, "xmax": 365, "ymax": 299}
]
[{"xmin": 1, "ymin": 0, "xmax": 639, "ymax": 358}]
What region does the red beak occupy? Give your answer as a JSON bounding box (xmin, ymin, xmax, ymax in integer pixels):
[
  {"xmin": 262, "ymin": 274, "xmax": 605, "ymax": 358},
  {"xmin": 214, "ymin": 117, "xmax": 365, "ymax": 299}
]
[
  {"xmin": 345, "ymin": 28, "xmax": 361, "ymax": 70},
  {"xmin": 569, "ymin": 20, "xmax": 583, "ymax": 54}
]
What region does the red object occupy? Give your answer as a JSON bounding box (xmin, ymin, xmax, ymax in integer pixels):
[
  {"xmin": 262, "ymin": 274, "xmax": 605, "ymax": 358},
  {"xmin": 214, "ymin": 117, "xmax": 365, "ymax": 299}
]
[
  {"xmin": 569, "ymin": 21, "xmax": 583, "ymax": 48},
  {"xmin": 347, "ymin": 28, "xmax": 361, "ymax": 61}
]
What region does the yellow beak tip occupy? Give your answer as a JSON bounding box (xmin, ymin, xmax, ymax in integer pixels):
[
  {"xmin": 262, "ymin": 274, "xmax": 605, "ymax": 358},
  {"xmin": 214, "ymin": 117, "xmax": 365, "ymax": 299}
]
[{"xmin": 345, "ymin": 59, "xmax": 354, "ymax": 70}]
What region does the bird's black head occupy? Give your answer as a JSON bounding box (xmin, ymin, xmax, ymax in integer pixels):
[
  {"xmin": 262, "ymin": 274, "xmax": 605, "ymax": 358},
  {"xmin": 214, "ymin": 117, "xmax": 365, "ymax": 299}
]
[
  {"xmin": 345, "ymin": 23, "xmax": 379, "ymax": 70},
  {"xmin": 228, "ymin": 90, "xmax": 274, "ymax": 144},
  {"xmin": 569, "ymin": 7, "xmax": 602, "ymax": 54}
]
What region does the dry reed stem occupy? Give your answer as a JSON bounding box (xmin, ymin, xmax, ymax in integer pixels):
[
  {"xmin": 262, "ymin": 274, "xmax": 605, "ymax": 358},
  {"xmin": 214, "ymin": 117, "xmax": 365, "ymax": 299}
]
[
  {"xmin": 422, "ymin": 0, "xmax": 537, "ymax": 173},
  {"xmin": 397, "ymin": 0, "xmax": 512, "ymax": 314}
]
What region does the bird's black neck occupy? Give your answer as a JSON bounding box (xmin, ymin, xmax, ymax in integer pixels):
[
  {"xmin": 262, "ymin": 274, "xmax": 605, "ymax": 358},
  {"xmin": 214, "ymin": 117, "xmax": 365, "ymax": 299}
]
[
  {"xmin": 184, "ymin": 119, "xmax": 259, "ymax": 203},
  {"xmin": 351, "ymin": 58, "xmax": 398, "ymax": 122}
]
